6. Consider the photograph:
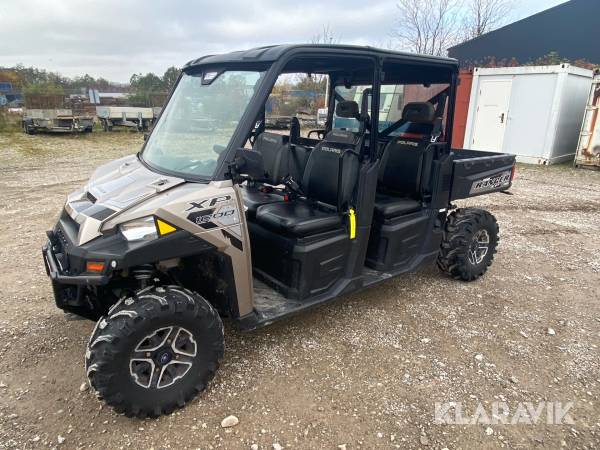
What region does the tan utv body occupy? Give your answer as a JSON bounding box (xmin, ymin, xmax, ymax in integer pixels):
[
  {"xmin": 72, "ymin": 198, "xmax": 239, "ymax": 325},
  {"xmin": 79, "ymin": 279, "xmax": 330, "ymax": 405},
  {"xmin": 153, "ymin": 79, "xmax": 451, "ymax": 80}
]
[{"xmin": 42, "ymin": 44, "xmax": 515, "ymax": 418}]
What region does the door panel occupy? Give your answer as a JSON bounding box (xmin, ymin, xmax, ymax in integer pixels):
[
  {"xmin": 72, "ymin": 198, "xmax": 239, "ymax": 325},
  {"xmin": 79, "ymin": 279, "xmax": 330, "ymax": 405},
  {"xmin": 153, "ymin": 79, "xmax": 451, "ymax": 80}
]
[{"xmin": 471, "ymin": 80, "xmax": 512, "ymax": 151}]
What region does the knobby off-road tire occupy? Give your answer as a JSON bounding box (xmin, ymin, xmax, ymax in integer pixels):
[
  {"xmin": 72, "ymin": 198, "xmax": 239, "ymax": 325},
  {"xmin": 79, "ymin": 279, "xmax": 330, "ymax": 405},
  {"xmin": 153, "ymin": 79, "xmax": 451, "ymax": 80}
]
[
  {"xmin": 85, "ymin": 286, "xmax": 224, "ymax": 418},
  {"xmin": 24, "ymin": 122, "xmax": 35, "ymax": 135},
  {"xmin": 437, "ymin": 208, "xmax": 499, "ymax": 281}
]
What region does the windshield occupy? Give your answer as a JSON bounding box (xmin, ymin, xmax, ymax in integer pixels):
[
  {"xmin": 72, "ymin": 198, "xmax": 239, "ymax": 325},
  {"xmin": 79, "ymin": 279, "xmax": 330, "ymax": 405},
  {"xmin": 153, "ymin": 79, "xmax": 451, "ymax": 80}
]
[{"xmin": 142, "ymin": 70, "xmax": 265, "ymax": 179}]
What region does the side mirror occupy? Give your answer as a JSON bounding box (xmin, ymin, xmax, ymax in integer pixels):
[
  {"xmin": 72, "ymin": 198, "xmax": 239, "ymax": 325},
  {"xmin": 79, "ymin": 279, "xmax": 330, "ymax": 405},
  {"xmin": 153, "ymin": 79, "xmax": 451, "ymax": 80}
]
[
  {"xmin": 213, "ymin": 144, "xmax": 226, "ymax": 155},
  {"xmin": 231, "ymin": 148, "xmax": 265, "ymax": 180}
]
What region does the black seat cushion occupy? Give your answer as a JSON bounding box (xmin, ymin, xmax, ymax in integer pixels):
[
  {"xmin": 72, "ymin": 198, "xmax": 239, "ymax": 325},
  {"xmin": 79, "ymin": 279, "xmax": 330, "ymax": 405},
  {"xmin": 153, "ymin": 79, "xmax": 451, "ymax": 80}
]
[
  {"xmin": 256, "ymin": 200, "xmax": 342, "ymax": 237},
  {"xmin": 241, "ymin": 185, "xmax": 284, "ymax": 220},
  {"xmin": 374, "ymin": 193, "xmax": 421, "ymax": 219}
]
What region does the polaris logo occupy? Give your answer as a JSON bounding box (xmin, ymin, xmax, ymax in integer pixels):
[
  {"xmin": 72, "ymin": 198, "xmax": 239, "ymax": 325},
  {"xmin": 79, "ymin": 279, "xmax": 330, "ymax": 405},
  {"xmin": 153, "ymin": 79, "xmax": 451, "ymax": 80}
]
[
  {"xmin": 263, "ymin": 136, "xmax": 278, "ymax": 144},
  {"xmin": 321, "ymin": 146, "xmax": 342, "ymax": 154},
  {"xmin": 397, "ymin": 140, "xmax": 419, "ymax": 147},
  {"xmin": 470, "ymin": 171, "xmax": 511, "ymax": 194}
]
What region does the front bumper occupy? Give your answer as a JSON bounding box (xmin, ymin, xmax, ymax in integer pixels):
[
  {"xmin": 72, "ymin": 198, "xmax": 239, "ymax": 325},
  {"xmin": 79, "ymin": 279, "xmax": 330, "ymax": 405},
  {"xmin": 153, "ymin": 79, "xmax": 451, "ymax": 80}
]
[
  {"xmin": 42, "ymin": 210, "xmax": 215, "ymax": 320},
  {"xmin": 42, "ymin": 241, "xmax": 109, "ymax": 285}
]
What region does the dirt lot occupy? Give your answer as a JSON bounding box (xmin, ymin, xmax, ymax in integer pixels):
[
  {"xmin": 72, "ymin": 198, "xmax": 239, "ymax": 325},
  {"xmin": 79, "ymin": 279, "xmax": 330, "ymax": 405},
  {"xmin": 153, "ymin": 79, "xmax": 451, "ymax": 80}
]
[{"xmin": 0, "ymin": 131, "xmax": 599, "ymax": 450}]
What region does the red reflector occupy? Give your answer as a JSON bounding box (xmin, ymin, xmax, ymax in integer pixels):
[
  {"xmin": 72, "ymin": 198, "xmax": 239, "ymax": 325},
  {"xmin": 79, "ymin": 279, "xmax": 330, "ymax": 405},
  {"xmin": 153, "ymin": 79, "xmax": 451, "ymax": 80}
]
[
  {"xmin": 283, "ymin": 194, "xmax": 290, "ymax": 202},
  {"xmin": 86, "ymin": 261, "xmax": 105, "ymax": 273},
  {"xmin": 511, "ymin": 165, "xmax": 518, "ymax": 181}
]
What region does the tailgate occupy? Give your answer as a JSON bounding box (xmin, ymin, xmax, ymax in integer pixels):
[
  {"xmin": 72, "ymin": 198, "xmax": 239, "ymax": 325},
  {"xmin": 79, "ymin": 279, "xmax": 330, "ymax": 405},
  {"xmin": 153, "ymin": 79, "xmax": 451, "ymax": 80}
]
[{"xmin": 450, "ymin": 149, "xmax": 516, "ymax": 201}]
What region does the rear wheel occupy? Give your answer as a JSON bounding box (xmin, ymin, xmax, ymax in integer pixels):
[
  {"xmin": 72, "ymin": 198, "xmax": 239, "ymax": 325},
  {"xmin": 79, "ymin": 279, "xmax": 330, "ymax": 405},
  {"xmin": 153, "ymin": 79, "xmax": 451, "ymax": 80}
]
[
  {"xmin": 437, "ymin": 208, "xmax": 499, "ymax": 281},
  {"xmin": 85, "ymin": 286, "xmax": 224, "ymax": 417},
  {"xmin": 23, "ymin": 121, "xmax": 35, "ymax": 135}
]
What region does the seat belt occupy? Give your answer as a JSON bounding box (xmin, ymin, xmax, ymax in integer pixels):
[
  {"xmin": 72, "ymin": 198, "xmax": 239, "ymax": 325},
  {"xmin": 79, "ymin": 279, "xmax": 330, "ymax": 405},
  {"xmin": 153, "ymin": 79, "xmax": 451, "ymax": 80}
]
[{"xmin": 431, "ymin": 93, "xmax": 447, "ymax": 143}]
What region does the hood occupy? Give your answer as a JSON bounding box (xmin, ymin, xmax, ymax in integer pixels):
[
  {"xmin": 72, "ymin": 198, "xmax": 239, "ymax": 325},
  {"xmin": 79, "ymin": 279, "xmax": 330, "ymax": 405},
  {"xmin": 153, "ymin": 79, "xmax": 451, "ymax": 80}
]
[{"xmin": 65, "ymin": 154, "xmax": 185, "ymax": 245}]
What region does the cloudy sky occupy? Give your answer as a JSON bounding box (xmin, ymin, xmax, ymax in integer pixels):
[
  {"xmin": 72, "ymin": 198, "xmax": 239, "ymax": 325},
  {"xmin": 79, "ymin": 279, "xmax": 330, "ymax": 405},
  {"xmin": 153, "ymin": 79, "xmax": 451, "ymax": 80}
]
[{"xmin": 0, "ymin": 0, "xmax": 567, "ymax": 83}]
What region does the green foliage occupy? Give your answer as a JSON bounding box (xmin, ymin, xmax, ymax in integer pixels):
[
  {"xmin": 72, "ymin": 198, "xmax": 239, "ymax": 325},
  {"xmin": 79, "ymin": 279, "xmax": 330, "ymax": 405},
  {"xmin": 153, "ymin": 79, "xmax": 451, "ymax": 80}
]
[
  {"xmin": 12, "ymin": 63, "xmax": 67, "ymax": 87},
  {"xmin": 162, "ymin": 66, "xmax": 181, "ymax": 91},
  {"xmin": 3, "ymin": 63, "xmax": 180, "ymax": 108},
  {"xmin": 528, "ymin": 52, "xmax": 567, "ymax": 66},
  {"xmin": 130, "ymin": 72, "xmax": 164, "ymax": 92},
  {"xmin": 466, "ymin": 52, "xmax": 599, "ymax": 71},
  {"xmin": 529, "ymin": 52, "xmax": 599, "ymax": 71},
  {"xmin": 128, "ymin": 67, "xmax": 181, "ymax": 106},
  {"xmin": 22, "ymin": 82, "xmax": 64, "ymax": 95}
]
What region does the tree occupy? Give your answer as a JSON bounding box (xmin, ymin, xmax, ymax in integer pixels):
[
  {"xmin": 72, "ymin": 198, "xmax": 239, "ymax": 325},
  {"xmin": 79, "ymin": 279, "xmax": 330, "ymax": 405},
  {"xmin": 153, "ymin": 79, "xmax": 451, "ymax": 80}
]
[
  {"xmin": 129, "ymin": 72, "xmax": 165, "ymax": 106},
  {"xmin": 22, "ymin": 81, "xmax": 64, "ymax": 95},
  {"xmin": 311, "ymin": 24, "xmax": 339, "ymax": 45},
  {"xmin": 130, "ymin": 72, "xmax": 164, "ymax": 92},
  {"xmin": 392, "ymin": 0, "xmax": 462, "ymax": 56},
  {"xmin": 462, "ymin": 0, "xmax": 513, "ymax": 39},
  {"xmin": 162, "ymin": 66, "xmax": 180, "ymax": 91}
]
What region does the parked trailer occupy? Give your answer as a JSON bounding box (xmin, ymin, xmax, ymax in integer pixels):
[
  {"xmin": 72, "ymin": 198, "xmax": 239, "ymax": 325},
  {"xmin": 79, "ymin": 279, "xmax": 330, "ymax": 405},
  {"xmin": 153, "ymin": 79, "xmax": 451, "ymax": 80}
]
[
  {"xmin": 464, "ymin": 65, "xmax": 593, "ymax": 165},
  {"xmin": 575, "ymin": 74, "xmax": 600, "ymax": 170},
  {"xmin": 96, "ymin": 106, "xmax": 154, "ymax": 131},
  {"xmin": 22, "ymin": 109, "xmax": 94, "ymax": 134}
]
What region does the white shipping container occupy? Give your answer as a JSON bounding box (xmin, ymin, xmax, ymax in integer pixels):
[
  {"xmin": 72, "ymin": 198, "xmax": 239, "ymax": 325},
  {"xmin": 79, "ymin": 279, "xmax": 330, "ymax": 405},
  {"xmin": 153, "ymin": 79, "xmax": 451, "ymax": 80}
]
[{"xmin": 464, "ymin": 65, "xmax": 593, "ymax": 165}]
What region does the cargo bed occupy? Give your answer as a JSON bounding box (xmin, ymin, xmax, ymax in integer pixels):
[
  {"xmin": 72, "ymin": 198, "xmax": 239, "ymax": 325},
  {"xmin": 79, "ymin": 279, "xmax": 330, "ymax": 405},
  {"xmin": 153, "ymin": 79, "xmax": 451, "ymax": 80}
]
[{"xmin": 449, "ymin": 149, "xmax": 516, "ymax": 200}]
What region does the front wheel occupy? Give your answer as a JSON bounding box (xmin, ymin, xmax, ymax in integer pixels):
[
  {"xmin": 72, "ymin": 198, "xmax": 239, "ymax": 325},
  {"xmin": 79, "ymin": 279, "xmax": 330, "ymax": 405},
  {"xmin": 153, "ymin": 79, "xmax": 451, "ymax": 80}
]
[
  {"xmin": 437, "ymin": 208, "xmax": 499, "ymax": 281},
  {"xmin": 85, "ymin": 286, "xmax": 224, "ymax": 417}
]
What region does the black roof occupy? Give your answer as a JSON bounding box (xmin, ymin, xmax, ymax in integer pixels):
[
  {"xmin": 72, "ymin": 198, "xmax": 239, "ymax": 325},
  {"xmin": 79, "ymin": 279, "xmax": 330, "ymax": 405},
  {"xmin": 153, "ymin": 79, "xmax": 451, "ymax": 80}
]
[
  {"xmin": 448, "ymin": 0, "xmax": 600, "ymax": 65},
  {"xmin": 184, "ymin": 44, "xmax": 458, "ymax": 69}
]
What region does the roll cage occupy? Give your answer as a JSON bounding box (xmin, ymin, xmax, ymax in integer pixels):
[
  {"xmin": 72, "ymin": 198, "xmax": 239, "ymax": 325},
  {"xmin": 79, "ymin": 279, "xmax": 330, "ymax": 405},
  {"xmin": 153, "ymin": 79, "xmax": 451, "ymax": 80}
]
[{"xmin": 145, "ymin": 44, "xmax": 459, "ymax": 182}]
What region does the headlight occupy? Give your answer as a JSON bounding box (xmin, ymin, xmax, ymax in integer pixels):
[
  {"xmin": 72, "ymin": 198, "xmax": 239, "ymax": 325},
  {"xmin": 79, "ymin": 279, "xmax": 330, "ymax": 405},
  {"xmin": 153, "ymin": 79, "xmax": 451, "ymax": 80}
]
[{"xmin": 120, "ymin": 216, "xmax": 158, "ymax": 242}]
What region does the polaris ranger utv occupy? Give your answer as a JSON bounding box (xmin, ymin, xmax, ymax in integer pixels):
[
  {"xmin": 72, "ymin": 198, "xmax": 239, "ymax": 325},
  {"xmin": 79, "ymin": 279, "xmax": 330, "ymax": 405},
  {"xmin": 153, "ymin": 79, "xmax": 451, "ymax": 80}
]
[{"xmin": 42, "ymin": 45, "xmax": 516, "ymax": 417}]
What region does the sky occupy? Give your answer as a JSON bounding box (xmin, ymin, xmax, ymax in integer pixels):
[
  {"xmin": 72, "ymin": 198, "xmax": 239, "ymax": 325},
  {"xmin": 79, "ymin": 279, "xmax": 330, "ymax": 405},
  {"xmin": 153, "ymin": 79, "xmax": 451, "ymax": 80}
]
[{"xmin": 0, "ymin": 0, "xmax": 568, "ymax": 83}]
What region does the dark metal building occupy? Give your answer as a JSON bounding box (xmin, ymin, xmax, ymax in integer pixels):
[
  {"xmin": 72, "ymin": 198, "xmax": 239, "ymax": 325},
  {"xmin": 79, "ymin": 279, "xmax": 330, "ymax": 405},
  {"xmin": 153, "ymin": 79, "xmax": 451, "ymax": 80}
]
[{"xmin": 448, "ymin": 0, "xmax": 600, "ymax": 65}]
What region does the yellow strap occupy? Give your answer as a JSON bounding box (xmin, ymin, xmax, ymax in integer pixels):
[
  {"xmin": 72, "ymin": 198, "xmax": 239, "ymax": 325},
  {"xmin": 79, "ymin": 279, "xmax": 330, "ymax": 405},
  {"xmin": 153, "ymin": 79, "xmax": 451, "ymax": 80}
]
[{"xmin": 349, "ymin": 208, "xmax": 356, "ymax": 240}]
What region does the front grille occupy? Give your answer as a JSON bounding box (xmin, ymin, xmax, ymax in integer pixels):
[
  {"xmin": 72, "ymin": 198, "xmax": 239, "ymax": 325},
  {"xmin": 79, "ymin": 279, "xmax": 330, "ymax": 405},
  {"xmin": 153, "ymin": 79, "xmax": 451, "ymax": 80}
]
[{"xmin": 55, "ymin": 228, "xmax": 69, "ymax": 252}]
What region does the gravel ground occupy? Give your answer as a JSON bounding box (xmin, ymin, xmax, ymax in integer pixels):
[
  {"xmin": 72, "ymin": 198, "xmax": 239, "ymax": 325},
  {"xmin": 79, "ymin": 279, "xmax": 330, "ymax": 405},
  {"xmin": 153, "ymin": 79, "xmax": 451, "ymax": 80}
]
[{"xmin": 0, "ymin": 131, "xmax": 599, "ymax": 450}]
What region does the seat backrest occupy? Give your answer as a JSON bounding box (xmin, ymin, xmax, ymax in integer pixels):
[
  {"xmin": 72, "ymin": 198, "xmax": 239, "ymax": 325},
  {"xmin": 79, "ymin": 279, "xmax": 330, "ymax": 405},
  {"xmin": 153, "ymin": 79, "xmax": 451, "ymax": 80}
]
[
  {"xmin": 302, "ymin": 129, "xmax": 360, "ymax": 209},
  {"xmin": 378, "ymin": 137, "xmax": 429, "ymax": 197},
  {"xmin": 252, "ymin": 132, "xmax": 289, "ymax": 184},
  {"xmin": 403, "ymin": 102, "xmax": 435, "ymax": 124},
  {"xmin": 377, "ymin": 102, "xmax": 436, "ymax": 197}
]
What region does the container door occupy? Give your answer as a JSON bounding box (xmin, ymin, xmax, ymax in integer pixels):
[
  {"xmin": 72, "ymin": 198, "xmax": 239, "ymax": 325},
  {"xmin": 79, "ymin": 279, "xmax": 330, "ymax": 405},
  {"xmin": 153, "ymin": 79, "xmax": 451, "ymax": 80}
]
[{"xmin": 471, "ymin": 80, "xmax": 512, "ymax": 152}]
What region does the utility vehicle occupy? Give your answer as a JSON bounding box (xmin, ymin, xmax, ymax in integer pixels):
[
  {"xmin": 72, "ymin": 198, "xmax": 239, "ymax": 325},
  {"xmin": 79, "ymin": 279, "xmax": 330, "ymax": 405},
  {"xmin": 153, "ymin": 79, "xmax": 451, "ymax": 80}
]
[{"xmin": 42, "ymin": 45, "xmax": 516, "ymax": 417}]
